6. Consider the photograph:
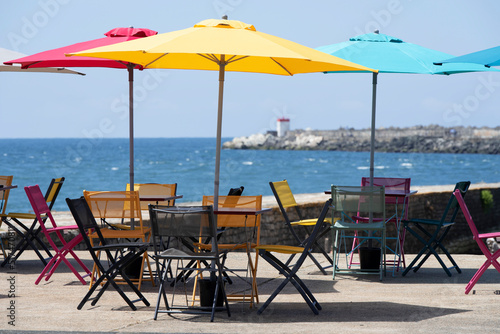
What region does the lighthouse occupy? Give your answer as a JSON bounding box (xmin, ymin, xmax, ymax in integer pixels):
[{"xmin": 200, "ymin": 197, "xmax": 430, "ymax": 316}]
[{"xmin": 277, "ymin": 117, "xmax": 290, "ymax": 137}]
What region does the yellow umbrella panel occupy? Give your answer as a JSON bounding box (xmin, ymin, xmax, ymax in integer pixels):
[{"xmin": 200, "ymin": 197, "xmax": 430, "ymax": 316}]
[
  {"xmin": 73, "ymin": 19, "xmax": 374, "ymax": 74},
  {"xmin": 70, "ymin": 18, "xmax": 377, "ymax": 206}
]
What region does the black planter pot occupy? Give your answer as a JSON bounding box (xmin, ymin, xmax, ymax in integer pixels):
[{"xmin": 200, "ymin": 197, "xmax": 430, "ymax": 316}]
[
  {"xmin": 359, "ymin": 247, "xmax": 381, "ymax": 270},
  {"xmin": 199, "ymin": 278, "xmax": 224, "ymax": 307},
  {"xmin": 123, "ymin": 257, "xmax": 143, "ymax": 279}
]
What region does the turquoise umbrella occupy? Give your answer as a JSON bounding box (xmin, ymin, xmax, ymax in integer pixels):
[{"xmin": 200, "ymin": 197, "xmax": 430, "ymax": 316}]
[
  {"xmin": 316, "ymin": 31, "xmax": 496, "ymax": 182},
  {"xmin": 436, "ymin": 45, "xmax": 500, "ymax": 67}
]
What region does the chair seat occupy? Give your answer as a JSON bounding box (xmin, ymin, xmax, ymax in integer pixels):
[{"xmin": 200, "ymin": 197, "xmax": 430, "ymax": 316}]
[
  {"xmin": 46, "ymin": 225, "xmax": 79, "ymax": 233},
  {"xmin": 478, "ymin": 231, "xmax": 500, "ymax": 239},
  {"xmin": 333, "ymin": 220, "xmax": 385, "ymax": 230},
  {"xmin": 6, "ymin": 212, "xmax": 42, "ymax": 220},
  {"xmin": 108, "ymin": 223, "xmax": 132, "ymax": 230},
  {"xmin": 255, "ymin": 244, "xmax": 304, "ymax": 254},
  {"xmin": 353, "ymin": 215, "xmax": 396, "ymax": 223},
  {"xmin": 93, "ymin": 242, "xmax": 150, "ymax": 252},
  {"xmin": 92, "ymin": 227, "xmax": 151, "ymax": 240},
  {"xmin": 157, "ymin": 248, "xmax": 220, "ymax": 260},
  {"xmin": 291, "ymin": 217, "xmax": 332, "ymax": 226},
  {"xmin": 404, "ymin": 218, "xmax": 455, "ymax": 227},
  {"xmin": 196, "ymin": 242, "xmax": 257, "ymax": 250}
]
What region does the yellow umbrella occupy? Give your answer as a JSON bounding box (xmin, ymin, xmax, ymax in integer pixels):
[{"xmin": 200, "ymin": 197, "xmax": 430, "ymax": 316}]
[{"xmin": 70, "ymin": 18, "xmax": 376, "ymax": 207}]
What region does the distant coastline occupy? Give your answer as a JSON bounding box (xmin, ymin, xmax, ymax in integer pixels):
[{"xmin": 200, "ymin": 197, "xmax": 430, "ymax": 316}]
[{"xmin": 223, "ymin": 125, "xmax": 500, "ymax": 154}]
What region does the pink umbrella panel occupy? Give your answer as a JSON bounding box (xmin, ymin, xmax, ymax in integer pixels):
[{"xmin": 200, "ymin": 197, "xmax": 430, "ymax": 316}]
[{"xmin": 4, "ymin": 27, "xmax": 158, "ymax": 191}]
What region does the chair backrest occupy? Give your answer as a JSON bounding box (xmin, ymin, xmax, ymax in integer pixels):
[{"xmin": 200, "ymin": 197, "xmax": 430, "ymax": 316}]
[
  {"xmin": 66, "ymin": 197, "xmax": 108, "ymax": 254},
  {"xmin": 25, "ymin": 185, "xmax": 51, "ymax": 216},
  {"xmin": 149, "ymin": 205, "xmax": 217, "ymax": 253},
  {"xmin": 126, "ymin": 183, "xmax": 177, "ymax": 210},
  {"xmin": 453, "ymin": 189, "xmax": 490, "ymax": 255},
  {"xmin": 227, "ymin": 186, "xmax": 244, "ymax": 196},
  {"xmin": 24, "ymin": 185, "xmax": 57, "ymax": 232},
  {"xmin": 361, "ymin": 177, "xmax": 410, "ymax": 205},
  {"xmin": 202, "ymin": 195, "xmax": 262, "ymax": 228},
  {"xmin": 440, "ymin": 181, "xmax": 471, "ymax": 224},
  {"xmin": 270, "ymin": 179, "xmax": 308, "ymax": 226},
  {"xmin": 45, "ymin": 177, "xmax": 65, "ymax": 210},
  {"xmin": 331, "ymin": 185, "xmax": 385, "ymax": 223},
  {"xmin": 270, "ymin": 180, "xmax": 298, "ymax": 209},
  {"xmin": 0, "ymin": 175, "xmax": 13, "ymax": 215},
  {"xmin": 83, "ymin": 190, "xmax": 145, "ymax": 231}
]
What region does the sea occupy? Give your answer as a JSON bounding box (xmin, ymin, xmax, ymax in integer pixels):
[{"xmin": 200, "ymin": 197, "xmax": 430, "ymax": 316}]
[{"xmin": 1, "ymin": 137, "xmax": 499, "ymax": 213}]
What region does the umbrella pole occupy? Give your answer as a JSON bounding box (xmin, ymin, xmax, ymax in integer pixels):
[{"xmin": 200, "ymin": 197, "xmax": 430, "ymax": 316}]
[
  {"xmin": 369, "ymin": 72, "xmax": 378, "ymax": 187},
  {"xmin": 214, "ymin": 56, "xmax": 226, "ymax": 210},
  {"xmin": 128, "ymin": 63, "xmax": 136, "ymax": 229},
  {"xmin": 368, "ymin": 72, "xmax": 378, "ymax": 235},
  {"xmin": 128, "ymin": 63, "xmax": 135, "ymax": 192}
]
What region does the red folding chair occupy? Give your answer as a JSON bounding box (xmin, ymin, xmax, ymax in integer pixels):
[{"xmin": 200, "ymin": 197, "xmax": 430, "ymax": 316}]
[
  {"xmin": 454, "ymin": 189, "xmax": 500, "ymax": 294},
  {"xmin": 24, "ymin": 185, "xmax": 91, "ymax": 285}
]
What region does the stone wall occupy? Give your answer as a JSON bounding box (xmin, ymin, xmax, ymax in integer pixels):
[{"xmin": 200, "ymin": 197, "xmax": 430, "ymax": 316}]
[
  {"xmin": 218, "ymin": 184, "xmax": 500, "ymax": 255},
  {"xmin": 6, "ymin": 184, "xmax": 498, "ymax": 255}
]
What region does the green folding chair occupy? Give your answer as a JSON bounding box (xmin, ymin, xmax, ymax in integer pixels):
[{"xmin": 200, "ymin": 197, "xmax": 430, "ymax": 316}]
[{"xmin": 331, "ymin": 185, "xmax": 387, "ymax": 281}]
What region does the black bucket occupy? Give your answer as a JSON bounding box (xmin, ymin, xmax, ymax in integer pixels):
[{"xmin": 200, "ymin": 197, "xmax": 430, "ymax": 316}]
[
  {"xmin": 199, "ymin": 279, "xmax": 224, "ymax": 307},
  {"xmin": 359, "ymin": 247, "xmax": 381, "ymax": 270},
  {"xmin": 123, "ymin": 257, "xmax": 143, "ymax": 279}
]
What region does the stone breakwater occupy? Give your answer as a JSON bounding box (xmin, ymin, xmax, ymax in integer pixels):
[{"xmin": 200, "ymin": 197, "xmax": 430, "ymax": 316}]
[{"xmin": 223, "ymin": 125, "xmax": 500, "ymax": 154}]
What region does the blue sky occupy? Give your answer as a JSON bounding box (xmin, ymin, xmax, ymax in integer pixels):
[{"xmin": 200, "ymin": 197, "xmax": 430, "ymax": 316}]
[{"xmin": 1, "ymin": 1, "xmax": 499, "ymax": 138}]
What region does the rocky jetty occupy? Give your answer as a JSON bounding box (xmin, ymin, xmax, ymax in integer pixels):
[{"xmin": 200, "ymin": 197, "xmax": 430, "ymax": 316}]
[{"xmin": 223, "ymin": 125, "xmax": 500, "ymax": 154}]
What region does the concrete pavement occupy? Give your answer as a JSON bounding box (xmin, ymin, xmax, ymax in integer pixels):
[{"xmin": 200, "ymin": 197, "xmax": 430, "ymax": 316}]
[{"xmin": 1, "ymin": 251, "xmax": 500, "ymax": 333}]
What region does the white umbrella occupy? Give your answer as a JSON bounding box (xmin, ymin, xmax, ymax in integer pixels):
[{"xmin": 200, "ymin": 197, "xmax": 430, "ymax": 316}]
[{"xmin": 1, "ymin": 47, "xmax": 84, "ymax": 75}]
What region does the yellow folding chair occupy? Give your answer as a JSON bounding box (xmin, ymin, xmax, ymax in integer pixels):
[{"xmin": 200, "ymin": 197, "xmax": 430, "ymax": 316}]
[{"xmin": 270, "ymin": 180, "xmax": 333, "ymax": 274}]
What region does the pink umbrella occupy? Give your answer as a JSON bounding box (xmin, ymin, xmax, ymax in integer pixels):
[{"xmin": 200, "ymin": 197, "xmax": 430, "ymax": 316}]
[{"xmin": 4, "ymin": 27, "xmax": 158, "ymax": 190}]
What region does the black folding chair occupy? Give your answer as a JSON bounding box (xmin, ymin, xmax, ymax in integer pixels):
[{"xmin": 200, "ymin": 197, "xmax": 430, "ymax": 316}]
[
  {"xmin": 170, "ymin": 186, "xmax": 244, "ymax": 286},
  {"xmin": 2, "ymin": 177, "xmax": 64, "ymax": 267},
  {"xmin": 66, "ymin": 197, "xmax": 150, "ymax": 311},
  {"xmin": 255, "ymin": 199, "xmax": 332, "ymax": 315},
  {"xmin": 403, "ymin": 181, "xmax": 471, "ymax": 277},
  {"xmin": 149, "ymin": 205, "xmax": 230, "ymax": 322}
]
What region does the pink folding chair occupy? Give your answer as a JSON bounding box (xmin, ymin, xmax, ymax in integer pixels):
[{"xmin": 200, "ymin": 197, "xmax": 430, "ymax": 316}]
[
  {"xmin": 354, "ymin": 177, "xmax": 411, "ymax": 271},
  {"xmin": 454, "ymin": 189, "xmax": 500, "ymax": 294},
  {"xmin": 24, "ymin": 185, "xmax": 91, "ymax": 285}
]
